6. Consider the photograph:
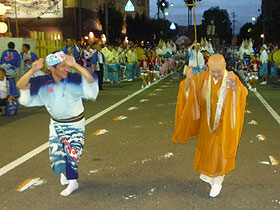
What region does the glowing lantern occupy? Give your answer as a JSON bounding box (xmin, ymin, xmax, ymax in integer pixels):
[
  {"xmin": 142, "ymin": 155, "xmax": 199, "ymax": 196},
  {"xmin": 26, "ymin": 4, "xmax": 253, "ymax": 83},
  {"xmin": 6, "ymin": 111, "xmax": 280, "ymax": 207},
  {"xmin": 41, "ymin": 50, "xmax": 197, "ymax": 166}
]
[
  {"xmin": 0, "ymin": 3, "xmax": 7, "ymax": 15},
  {"xmin": 101, "ymin": 34, "xmax": 106, "ymax": 44},
  {"xmin": 89, "ymin": 32, "xmax": 94, "ymax": 39},
  {"xmin": 0, "ymin": 22, "xmax": 8, "ymax": 33}
]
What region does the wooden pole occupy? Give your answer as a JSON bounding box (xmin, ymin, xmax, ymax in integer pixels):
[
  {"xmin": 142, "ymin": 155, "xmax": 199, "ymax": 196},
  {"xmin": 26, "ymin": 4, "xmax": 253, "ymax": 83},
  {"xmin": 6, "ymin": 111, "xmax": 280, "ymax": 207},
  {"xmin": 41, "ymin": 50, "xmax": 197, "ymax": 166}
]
[
  {"xmin": 186, "ymin": 1, "xmax": 202, "ymax": 42},
  {"xmin": 192, "ymin": 0, "xmax": 197, "ymax": 42},
  {"xmin": 7, "ymin": 18, "xmax": 10, "ymax": 33}
]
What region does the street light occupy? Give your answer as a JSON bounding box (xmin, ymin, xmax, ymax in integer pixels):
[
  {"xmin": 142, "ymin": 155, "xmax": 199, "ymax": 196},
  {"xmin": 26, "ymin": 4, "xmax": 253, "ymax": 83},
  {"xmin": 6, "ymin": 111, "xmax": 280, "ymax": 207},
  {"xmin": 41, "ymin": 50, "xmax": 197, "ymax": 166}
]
[
  {"xmin": 170, "ymin": 3, "xmax": 174, "ymax": 7},
  {"xmin": 165, "ymin": 11, "xmax": 169, "ymax": 16},
  {"xmin": 170, "ymin": 22, "xmax": 176, "ymax": 30},
  {"xmin": 260, "ymin": 34, "xmax": 265, "ymax": 44},
  {"xmin": 252, "ymin": 17, "xmax": 256, "ymax": 21}
]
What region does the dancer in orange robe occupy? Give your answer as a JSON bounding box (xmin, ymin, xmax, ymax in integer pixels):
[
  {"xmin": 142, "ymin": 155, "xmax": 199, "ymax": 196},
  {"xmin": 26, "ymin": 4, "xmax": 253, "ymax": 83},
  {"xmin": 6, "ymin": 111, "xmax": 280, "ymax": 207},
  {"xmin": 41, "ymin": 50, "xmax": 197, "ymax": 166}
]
[{"xmin": 173, "ymin": 54, "xmax": 248, "ymax": 197}]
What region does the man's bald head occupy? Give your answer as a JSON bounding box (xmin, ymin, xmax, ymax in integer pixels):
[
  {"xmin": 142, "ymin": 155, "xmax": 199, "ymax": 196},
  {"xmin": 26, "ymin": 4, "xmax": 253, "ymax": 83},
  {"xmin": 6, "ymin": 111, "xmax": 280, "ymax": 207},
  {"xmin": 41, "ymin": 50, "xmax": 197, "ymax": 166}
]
[
  {"xmin": 208, "ymin": 54, "xmax": 226, "ymax": 81},
  {"xmin": 208, "ymin": 54, "xmax": 226, "ymax": 67}
]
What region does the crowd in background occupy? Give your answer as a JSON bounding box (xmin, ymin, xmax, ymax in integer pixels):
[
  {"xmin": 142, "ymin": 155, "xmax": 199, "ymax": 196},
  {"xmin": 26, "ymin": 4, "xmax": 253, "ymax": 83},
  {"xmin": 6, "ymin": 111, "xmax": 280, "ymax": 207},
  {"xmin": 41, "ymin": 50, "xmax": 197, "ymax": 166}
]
[
  {"xmin": 2, "ymin": 34, "xmax": 279, "ymax": 117},
  {"xmin": 0, "ymin": 38, "xmax": 186, "ymax": 116},
  {"xmin": 183, "ymin": 37, "xmax": 279, "ymax": 93},
  {"xmin": 224, "ymin": 39, "xmax": 279, "ymax": 92}
]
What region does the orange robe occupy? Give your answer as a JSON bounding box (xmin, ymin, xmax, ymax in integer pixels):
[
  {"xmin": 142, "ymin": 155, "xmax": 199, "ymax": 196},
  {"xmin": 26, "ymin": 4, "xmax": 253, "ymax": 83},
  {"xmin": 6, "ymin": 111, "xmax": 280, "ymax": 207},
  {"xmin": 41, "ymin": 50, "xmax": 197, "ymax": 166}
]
[{"xmin": 173, "ymin": 70, "xmax": 248, "ymax": 177}]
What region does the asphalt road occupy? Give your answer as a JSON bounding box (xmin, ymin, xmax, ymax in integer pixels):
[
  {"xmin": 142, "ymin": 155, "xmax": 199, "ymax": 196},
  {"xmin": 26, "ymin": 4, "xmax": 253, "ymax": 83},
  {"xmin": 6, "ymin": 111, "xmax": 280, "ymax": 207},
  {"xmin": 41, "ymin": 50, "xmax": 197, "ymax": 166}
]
[{"xmin": 0, "ymin": 70, "xmax": 280, "ymax": 210}]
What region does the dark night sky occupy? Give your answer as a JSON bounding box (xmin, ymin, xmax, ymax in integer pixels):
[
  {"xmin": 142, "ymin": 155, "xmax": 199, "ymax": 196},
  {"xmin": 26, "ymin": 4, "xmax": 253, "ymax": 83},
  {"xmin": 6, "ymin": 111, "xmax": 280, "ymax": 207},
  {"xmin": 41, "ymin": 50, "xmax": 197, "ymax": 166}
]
[{"xmin": 149, "ymin": 0, "xmax": 262, "ymax": 33}]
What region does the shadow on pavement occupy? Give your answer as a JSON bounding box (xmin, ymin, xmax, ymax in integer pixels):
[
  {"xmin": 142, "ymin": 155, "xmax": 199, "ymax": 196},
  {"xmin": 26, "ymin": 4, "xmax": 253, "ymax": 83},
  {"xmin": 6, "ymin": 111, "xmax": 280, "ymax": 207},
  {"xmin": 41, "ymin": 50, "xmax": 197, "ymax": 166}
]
[
  {"xmin": 78, "ymin": 178, "xmax": 210, "ymax": 199},
  {"xmin": 0, "ymin": 106, "xmax": 44, "ymax": 127}
]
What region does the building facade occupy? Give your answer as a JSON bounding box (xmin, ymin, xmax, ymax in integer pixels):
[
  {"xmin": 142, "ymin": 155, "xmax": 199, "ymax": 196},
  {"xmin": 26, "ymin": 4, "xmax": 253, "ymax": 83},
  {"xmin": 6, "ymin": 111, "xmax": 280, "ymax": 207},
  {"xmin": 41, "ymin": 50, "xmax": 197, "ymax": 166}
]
[{"xmin": 3, "ymin": 0, "xmax": 149, "ymax": 41}]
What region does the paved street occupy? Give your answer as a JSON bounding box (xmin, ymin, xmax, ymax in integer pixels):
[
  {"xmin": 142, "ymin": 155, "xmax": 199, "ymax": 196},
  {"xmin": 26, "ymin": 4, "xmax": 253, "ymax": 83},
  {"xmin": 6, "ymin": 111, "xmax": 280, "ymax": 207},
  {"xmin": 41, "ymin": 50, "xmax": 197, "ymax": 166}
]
[{"xmin": 0, "ymin": 69, "xmax": 280, "ymax": 210}]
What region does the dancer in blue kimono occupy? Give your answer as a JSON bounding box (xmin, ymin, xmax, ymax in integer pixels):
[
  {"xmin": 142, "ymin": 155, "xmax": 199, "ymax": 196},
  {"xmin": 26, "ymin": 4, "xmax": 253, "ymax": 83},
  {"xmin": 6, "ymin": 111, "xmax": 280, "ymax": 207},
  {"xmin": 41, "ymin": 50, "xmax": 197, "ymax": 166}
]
[
  {"xmin": 17, "ymin": 51, "xmax": 99, "ymax": 196},
  {"xmin": 0, "ymin": 42, "xmax": 21, "ymax": 81}
]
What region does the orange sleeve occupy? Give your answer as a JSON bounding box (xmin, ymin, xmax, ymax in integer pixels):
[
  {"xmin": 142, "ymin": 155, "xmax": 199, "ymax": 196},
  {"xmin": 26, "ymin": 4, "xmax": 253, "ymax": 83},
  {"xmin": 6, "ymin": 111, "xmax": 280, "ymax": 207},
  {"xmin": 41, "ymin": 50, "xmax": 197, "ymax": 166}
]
[
  {"xmin": 221, "ymin": 75, "xmax": 248, "ymax": 158},
  {"xmin": 172, "ymin": 72, "xmax": 205, "ymax": 143}
]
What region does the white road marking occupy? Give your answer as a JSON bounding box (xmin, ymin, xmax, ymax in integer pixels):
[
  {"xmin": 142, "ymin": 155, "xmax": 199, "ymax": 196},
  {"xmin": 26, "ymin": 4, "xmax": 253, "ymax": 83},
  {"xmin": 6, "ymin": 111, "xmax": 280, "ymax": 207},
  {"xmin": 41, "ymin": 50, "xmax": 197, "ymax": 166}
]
[
  {"xmin": 0, "ymin": 70, "xmax": 180, "ymax": 177},
  {"xmin": 0, "ymin": 142, "xmax": 49, "ymax": 177},
  {"xmin": 254, "ymin": 91, "xmax": 280, "ymax": 125}
]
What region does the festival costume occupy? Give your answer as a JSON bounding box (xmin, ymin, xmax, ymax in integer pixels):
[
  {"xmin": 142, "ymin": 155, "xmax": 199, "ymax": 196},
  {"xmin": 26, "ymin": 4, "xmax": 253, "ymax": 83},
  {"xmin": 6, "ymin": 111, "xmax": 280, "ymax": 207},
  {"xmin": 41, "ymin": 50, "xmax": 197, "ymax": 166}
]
[
  {"xmin": 188, "ymin": 47, "xmax": 205, "ymax": 76},
  {"xmin": 62, "ymin": 45, "xmax": 78, "ymax": 61},
  {"xmin": 20, "ymin": 51, "xmax": 39, "ymax": 74},
  {"xmin": 101, "ymin": 47, "xmax": 110, "ymax": 81},
  {"xmin": 151, "ymin": 56, "xmax": 160, "ymax": 82},
  {"xmin": 239, "ymin": 40, "xmax": 254, "ymax": 61},
  {"xmin": 248, "ymin": 59, "xmax": 261, "ymax": 91},
  {"xmin": 259, "ymin": 48, "xmax": 268, "ymax": 84},
  {"xmin": 0, "ymin": 49, "xmax": 21, "ymax": 79},
  {"xmin": 19, "ymin": 51, "xmax": 99, "ymax": 181},
  {"xmin": 0, "ymin": 76, "xmax": 19, "ymax": 115},
  {"xmin": 270, "ymin": 48, "xmax": 279, "ymax": 77},
  {"xmin": 140, "ymin": 57, "xmax": 150, "ymax": 88},
  {"xmin": 125, "ymin": 49, "xmax": 136, "ymax": 81},
  {"xmin": 173, "ymin": 69, "xmax": 247, "ymax": 196},
  {"xmin": 91, "ymin": 51, "xmax": 105, "ymax": 89},
  {"xmin": 82, "ymin": 49, "xmax": 95, "ymax": 71},
  {"xmin": 106, "ymin": 49, "xmax": 119, "ymax": 83}
]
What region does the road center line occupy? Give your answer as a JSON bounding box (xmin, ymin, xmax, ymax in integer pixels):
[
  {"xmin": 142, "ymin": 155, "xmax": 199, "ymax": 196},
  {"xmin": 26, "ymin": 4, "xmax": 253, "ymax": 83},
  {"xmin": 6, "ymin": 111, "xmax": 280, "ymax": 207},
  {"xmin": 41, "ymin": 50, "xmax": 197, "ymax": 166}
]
[
  {"xmin": 254, "ymin": 91, "xmax": 280, "ymax": 125},
  {"xmin": 0, "ymin": 70, "xmax": 179, "ymax": 177}
]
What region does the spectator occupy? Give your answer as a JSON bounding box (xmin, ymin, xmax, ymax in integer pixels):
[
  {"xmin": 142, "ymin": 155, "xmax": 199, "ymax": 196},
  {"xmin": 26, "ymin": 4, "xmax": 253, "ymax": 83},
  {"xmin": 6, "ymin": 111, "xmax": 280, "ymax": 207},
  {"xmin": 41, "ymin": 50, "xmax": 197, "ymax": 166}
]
[
  {"xmin": 0, "ymin": 42, "xmax": 21, "ymax": 82},
  {"xmin": 0, "ymin": 68, "xmax": 18, "ymax": 115},
  {"xmin": 62, "ymin": 39, "xmax": 78, "ymax": 61},
  {"xmin": 20, "ymin": 43, "xmax": 38, "ymax": 74},
  {"xmin": 91, "ymin": 44, "xmax": 105, "ymax": 90}
]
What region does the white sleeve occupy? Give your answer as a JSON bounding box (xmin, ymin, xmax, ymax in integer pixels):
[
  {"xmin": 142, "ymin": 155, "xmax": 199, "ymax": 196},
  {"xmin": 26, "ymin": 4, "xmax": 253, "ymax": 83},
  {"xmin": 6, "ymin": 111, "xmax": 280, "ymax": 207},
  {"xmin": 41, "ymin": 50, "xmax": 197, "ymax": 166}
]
[
  {"xmin": 199, "ymin": 53, "xmax": 205, "ymax": 68},
  {"xmin": 18, "ymin": 89, "xmax": 44, "ymax": 107},
  {"xmin": 81, "ymin": 74, "xmax": 99, "ymax": 100}
]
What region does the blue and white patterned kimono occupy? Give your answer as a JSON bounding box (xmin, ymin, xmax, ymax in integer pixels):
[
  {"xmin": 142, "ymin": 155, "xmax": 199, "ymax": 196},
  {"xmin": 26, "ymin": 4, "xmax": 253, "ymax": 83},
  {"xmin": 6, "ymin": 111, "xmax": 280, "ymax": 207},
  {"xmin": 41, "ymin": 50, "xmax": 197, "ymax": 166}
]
[{"xmin": 19, "ymin": 72, "xmax": 99, "ymax": 180}]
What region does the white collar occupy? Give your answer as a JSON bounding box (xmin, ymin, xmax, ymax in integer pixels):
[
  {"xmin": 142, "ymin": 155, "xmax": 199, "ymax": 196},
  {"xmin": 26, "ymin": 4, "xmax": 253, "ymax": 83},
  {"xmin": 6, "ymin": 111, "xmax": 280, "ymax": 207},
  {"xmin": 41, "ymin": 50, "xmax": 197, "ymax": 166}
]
[{"xmin": 213, "ymin": 78, "xmax": 220, "ymax": 85}]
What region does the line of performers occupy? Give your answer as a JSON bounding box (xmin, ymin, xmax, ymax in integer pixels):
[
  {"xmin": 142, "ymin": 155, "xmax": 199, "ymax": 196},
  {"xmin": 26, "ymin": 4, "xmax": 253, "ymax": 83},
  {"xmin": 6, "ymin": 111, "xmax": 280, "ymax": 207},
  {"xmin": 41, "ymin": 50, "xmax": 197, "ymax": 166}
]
[
  {"xmin": 139, "ymin": 39, "xmax": 183, "ymax": 88},
  {"xmin": 226, "ymin": 39, "xmax": 279, "ymax": 92},
  {"xmin": 75, "ymin": 40, "xmax": 184, "ymax": 89}
]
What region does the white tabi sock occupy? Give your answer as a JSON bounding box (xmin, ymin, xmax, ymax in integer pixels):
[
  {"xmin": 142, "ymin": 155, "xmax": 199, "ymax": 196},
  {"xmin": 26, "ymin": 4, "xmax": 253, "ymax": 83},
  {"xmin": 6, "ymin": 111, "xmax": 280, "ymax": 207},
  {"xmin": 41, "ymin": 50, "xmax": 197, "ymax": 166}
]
[
  {"xmin": 60, "ymin": 173, "xmax": 69, "ymax": 185},
  {"xmin": 200, "ymin": 174, "xmax": 211, "ymax": 185},
  {"xmin": 209, "ymin": 176, "xmax": 224, "ymax": 198},
  {"xmin": 60, "ymin": 179, "xmax": 79, "ymax": 196}
]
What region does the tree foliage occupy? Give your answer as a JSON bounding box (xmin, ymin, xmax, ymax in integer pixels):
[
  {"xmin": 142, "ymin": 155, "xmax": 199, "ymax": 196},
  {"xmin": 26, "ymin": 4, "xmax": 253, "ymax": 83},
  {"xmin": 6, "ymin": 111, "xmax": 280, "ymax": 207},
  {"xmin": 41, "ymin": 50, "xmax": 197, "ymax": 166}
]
[
  {"xmin": 238, "ymin": 16, "xmax": 263, "ymax": 46},
  {"xmin": 264, "ymin": 4, "xmax": 280, "ymax": 43},
  {"xmin": 199, "ymin": 6, "xmax": 232, "ymax": 43},
  {"xmin": 238, "ymin": 3, "xmax": 280, "ymax": 45},
  {"xmin": 98, "ymin": 6, "xmax": 123, "ymax": 44},
  {"xmin": 239, "ymin": 22, "xmax": 254, "ymax": 41},
  {"xmin": 126, "ymin": 14, "xmax": 178, "ymax": 44}
]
